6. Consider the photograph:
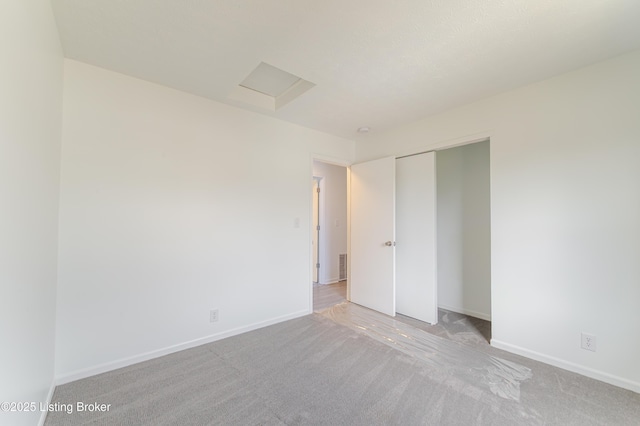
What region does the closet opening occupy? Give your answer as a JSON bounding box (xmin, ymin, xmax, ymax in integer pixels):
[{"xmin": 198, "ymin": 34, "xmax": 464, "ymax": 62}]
[{"xmin": 435, "ymin": 139, "xmax": 492, "ymax": 344}]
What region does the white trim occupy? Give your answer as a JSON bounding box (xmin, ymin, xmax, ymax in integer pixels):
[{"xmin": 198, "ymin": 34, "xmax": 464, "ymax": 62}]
[
  {"xmin": 381, "ymin": 132, "xmax": 492, "ymax": 163},
  {"xmin": 491, "ymin": 339, "xmax": 640, "ymax": 394},
  {"xmin": 319, "ymin": 276, "xmax": 340, "ymax": 285},
  {"xmin": 38, "ymin": 381, "xmax": 56, "ymax": 426},
  {"xmin": 346, "ymin": 167, "xmax": 351, "ymax": 302},
  {"xmin": 55, "ymin": 309, "xmax": 309, "ymax": 386},
  {"xmin": 308, "ymin": 156, "xmax": 315, "ymax": 311},
  {"xmin": 438, "ymin": 304, "xmax": 492, "ymax": 321},
  {"xmin": 311, "ymin": 153, "xmax": 352, "ymax": 168},
  {"xmin": 311, "ymin": 175, "xmax": 323, "ymax": 285}
]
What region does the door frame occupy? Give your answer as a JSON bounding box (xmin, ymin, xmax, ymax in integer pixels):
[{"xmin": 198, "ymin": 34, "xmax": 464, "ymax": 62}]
[
  {"xmin": 309, "ymin": 155, "xmax": 352, "ymax": 313},
  {"xmin": 311, "ymin": 176, "xmax": 322, "ymax": 284},
  {"xmin": 433, "ymin": 137, "xmax": 492, "ymax": 325}
]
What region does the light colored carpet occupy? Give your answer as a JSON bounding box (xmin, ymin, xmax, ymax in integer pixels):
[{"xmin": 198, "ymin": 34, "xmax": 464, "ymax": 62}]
[
  {"xmin": 45, "ymin": 305, "xmax": 640, "ymax": 425},
  {"xmin": 320, "ymin": 303, "xmax": 532, "ymax": 402}
]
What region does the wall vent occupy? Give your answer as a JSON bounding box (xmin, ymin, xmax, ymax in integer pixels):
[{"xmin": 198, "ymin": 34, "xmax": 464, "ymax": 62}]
[{"xmin": 339, "ymin": 254, "xmax": 347, "ymax": 281}]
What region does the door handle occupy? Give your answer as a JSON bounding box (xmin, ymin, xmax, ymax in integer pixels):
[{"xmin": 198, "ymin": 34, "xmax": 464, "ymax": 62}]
[{"xmin": 384, "ymin": 241, "xmax": 396, "ymax": 247}]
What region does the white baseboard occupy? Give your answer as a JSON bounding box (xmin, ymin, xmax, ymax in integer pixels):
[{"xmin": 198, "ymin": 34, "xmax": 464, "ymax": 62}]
[
  {"xmin": 438, "ymin": 304, "xmax": 491, "ymax": 321},
  {"xmin": 55, "ymin": 309, "xmax": 309, "ymax": 386},
  {"xmin": 491, "ymin": 339, "xmax": 640, "ymax": 394},
  {"xmin": 319, "ymin": 276, "xmax": 340, "ymax": 285},
  {"xmin": 38, "ymin": 381, "xmax": 56, "ymax": 426}
]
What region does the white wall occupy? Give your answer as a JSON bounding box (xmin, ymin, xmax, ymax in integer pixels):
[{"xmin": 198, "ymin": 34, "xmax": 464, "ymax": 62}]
[
  {"xmin": 312, "ymin": 161, "xmax": 348, "ymax": 284},
  {"xmin": 0, "ymin": 1, "xmax": 63, "ymax": 425},
  {"xmin": 437, "ymin": 141, "xmax": 491, "ymax": 320},
  {"xmin": 56, "ymin": 60, "xmax": 354, "ymax": 380},
  {"xmin": 355, "ymin": 50, "xmax": 640, "ymax": 392}
]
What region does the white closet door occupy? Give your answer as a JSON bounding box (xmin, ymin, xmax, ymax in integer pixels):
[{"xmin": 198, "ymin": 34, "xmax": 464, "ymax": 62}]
[
  {"xmin": 396, "ymin": 152, "xmax": 438, "ymax": 324},
  {"xmin": 350, "ymin": 156, "xmax": 396, "ymax": 317}
]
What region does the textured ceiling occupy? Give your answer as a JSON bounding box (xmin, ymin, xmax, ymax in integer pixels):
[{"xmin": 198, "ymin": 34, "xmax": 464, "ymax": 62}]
[{"xmin": 52, "ymin": 0, "xmax": 640, "ymax": 141}]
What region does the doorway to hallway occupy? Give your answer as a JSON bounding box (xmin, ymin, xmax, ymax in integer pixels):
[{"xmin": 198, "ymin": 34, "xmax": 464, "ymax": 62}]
[{"xmin": 311, "ymin": 160, "xmax": 348, "ymax": 309}]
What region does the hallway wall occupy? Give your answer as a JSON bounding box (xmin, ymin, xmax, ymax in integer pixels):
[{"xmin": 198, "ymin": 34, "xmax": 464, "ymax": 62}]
[{"xmin": 312, "ymin": 161, "xmax": 348, "ymax": 284}]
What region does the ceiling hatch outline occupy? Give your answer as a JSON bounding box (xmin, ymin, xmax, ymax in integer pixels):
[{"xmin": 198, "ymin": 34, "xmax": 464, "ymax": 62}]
[{"xmin": 229, "ymin": 62, "xmax": 315, "ymax": 112}]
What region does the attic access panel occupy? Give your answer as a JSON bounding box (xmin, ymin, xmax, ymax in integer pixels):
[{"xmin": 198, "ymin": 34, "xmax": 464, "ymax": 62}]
[{"xmin": 229, "ymin": 62, "xmax": 315, "ymax": 111}]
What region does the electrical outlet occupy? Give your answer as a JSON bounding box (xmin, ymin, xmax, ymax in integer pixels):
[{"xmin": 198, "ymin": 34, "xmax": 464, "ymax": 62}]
[
  {"xmin": 581, "ymin": 332, "xmax": 596, "ymax": 352},
  {"xmin": 210, "ymin": 309, "xmax": 219, "ymax": 323}
]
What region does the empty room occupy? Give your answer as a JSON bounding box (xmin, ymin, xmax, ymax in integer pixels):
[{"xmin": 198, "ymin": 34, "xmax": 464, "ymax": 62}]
[{"xmin": 2, "ymin": 1, "xmax": 640, "ymax": 425}]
